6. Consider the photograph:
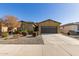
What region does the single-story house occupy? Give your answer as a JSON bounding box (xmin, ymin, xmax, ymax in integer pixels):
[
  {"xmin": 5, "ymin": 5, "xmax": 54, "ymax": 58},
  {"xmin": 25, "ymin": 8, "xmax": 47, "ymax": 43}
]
[
  {"xmin": 19, "ymin": 19, "xmax": 61, "ymax": 34},
  {"xmin": 0, "ymin": 21, "xmax": 18, "ymax": 34},
  {"xmin": 38, "ymin": 19, "xmax": 61, "ymax": 34},
  {"xmin": 60, "ymin": 22, "xmax": 79, "ymax": 34}
]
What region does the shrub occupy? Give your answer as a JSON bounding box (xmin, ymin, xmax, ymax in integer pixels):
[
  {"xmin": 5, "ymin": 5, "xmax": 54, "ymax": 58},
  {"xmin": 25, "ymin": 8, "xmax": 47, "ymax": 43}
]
[
  {"xmin": 13, "ymin": 30, "xmax": 27, "ymax": 36},
  {"xmin": 20, "ymin": 30, "xmax": 27, "ymax": 36},
  {"xmin": 27, "ymin": 30, "xmax": 33, "ymax": 34},
  {"xmin": 21, "ymin": 30, "xmax": 27, "ymax": 33},
  {"xmin": 32, "ymin": 32, "xmax": 36, "ymax": 37},
  {"xmin": 13, "ymin": 30, "xmax": 21, "ymax": 34},
  {"xmin": 2, "ymin": 32, "xmax": 8, "ymax": 38},
  {"xmin": 22, "ymin": 32, "xmax": 27, "ymax": 36},
  {"xmin": 13, "ymin": 31, "xmax": 17, "ymax": 34},
  {"xmin": 4, "ymin": 37, "xmax": 8, "ymax": 40}
]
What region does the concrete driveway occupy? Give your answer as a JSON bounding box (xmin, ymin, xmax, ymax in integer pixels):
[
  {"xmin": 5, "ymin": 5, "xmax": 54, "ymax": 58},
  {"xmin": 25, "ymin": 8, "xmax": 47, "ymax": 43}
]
[
  {"xmin": 42, "ymin": 34, "xmax": 79, "ymax": 56},
  {"xmin": 0, "ymin": 34, "xmax": 79, "ymax": 56}
]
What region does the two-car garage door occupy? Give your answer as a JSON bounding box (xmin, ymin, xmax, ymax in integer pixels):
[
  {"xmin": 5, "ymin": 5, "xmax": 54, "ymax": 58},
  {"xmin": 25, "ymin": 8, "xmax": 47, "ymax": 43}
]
[{"xmin": 41, "ymin": 26, "xmax": 57, "ymax": 34}]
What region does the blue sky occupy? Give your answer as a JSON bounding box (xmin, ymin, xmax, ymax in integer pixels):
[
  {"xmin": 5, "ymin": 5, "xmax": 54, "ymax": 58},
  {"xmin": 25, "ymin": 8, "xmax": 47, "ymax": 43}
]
[{"xmin": 0, "ymin": 3, "xmax": 79, "ymax": 24}]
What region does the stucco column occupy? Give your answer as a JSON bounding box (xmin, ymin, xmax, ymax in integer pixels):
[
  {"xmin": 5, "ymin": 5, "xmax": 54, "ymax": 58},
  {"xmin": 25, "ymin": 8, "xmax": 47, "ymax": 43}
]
[
  {"xmin": 57, "ymin": 26, "xmax": 60, "ymax": 33},
  {"xmin": 39, "ymin": 26, "xmax": 41, "ymax": 35}
]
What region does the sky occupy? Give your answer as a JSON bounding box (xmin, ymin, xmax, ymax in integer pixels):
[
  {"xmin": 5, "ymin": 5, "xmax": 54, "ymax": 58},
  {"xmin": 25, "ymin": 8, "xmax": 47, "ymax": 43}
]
[{"xmin": 0, "ymin": 3, "xmax": 79, "ymax": 24}]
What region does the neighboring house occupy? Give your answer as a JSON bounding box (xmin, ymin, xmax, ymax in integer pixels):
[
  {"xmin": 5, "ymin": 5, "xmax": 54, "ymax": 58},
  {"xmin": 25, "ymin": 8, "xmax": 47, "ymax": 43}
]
[
  {"xmin": 38, "ymin": 19, "xmax": 61, "ymax": 34},
  {"xmin": 60, "ymin": 22, "xmax": 79, "ymax": 34},
  {"xmin": 0, "ymin": 21, "xmax": 8, "ymax": 33},
  {"xmin": 0, "ymin": 20, "xmax": 18, "ymax": 34},
  {"xmin": 19, "ymin": 21, "xmax": 34, "ymax": 31},
  {"xmin": 8, "ymin": 27, "xmax": 17, "ymax": 33}
]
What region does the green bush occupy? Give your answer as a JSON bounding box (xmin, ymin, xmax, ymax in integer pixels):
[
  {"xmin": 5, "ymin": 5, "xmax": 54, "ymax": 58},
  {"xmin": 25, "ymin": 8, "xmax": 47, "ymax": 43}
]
[
  {"xmin": 21, "ymin": 30, "xmax": 27, "ymax": 36},
  {"xmin": 2, "ymin": 32, "xmax": 8, "ymax": 38},
  {"xmin": 22, "ymin": 32, "xmax": 27, "ymax": 36},
  {"xmin": 4, "ymin": 37, "xmax": 8, "ymax": 40},
  {"xmin": 15, "ymin": 31, "xmax": 19, "ymax": 34},
  {"xmin": 27, "ymin": 30, "xmax": 33, "ymax": 34},
  {"xmin": 16, "ymin": 30, "xmax": 27, "ymax": 36},
  {"xmin": 13, "ymin": 30, "xmax": 22, "ymax": 34},
  {"xmin": 20, "ymin": 30, "xmax": 27, "ymax": 33}
]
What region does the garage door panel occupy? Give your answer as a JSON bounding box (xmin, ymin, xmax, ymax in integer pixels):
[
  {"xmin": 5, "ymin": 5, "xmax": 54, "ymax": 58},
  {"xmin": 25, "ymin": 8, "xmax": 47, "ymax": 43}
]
[{"xmin": 41, "ymin": 26, "xmax": 57, "ymax": 33}]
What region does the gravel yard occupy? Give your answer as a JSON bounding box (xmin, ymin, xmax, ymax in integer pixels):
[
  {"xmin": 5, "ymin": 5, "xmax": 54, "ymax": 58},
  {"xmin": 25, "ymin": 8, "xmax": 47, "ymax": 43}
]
[{"xmin": 0, "ymin": 35, "xmax": 44, "ymax": 44}]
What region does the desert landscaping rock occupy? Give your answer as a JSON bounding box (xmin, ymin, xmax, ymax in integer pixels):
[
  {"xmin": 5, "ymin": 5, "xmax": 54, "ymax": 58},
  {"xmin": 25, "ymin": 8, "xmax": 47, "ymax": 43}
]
[{"xmin": 0, "ymin": 35, "xmax": 44, "ymax": 44}]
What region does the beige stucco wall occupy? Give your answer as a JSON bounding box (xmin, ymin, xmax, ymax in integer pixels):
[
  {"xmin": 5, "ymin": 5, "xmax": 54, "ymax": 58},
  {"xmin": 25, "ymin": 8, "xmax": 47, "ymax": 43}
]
[
  {"xmin": 61, "ymin": 25, "xmax": 77, "ymax": 33},
  {"xmin": 21, "ymin": 23, "xmax": 33, "ymax": 31},
  {"xmin": 1, "ymin": 26, "xmax": 8, "ymax": 32},
  {"xmin": 39, "ymin": 20, "xmax": 60, "ymax": 26},
  {"xmin": 12, "ymin": 28, "xmax": 17, "ymax": 32},
  {"xmin": 27, "ymin": 24, "xmax": 33, "ymax": 31}
]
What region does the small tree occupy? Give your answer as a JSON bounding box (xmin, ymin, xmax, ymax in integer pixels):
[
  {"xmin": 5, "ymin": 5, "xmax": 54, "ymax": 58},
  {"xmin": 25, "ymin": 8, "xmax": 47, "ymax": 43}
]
[{"xmin": 3, "ymin": 16, "xmax": 21, "ymax": 31}]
